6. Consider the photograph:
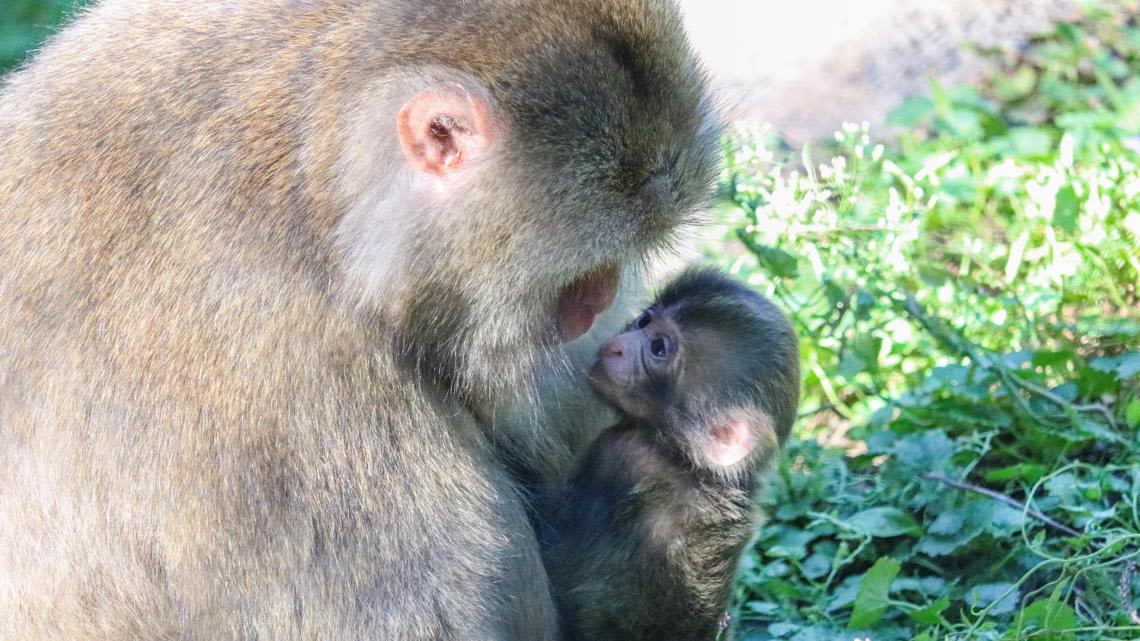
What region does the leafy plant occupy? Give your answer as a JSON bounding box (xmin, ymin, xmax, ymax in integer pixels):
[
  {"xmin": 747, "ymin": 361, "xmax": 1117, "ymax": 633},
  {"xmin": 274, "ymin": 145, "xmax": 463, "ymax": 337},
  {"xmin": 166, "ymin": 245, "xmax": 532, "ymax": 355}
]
[
  {"xmin": 0, "ymin": 0, "xmax": 85, "ymax": 75},
  {"xmin": 713, "ymin": 7, "xmax": 1140, "ymax": 641}
]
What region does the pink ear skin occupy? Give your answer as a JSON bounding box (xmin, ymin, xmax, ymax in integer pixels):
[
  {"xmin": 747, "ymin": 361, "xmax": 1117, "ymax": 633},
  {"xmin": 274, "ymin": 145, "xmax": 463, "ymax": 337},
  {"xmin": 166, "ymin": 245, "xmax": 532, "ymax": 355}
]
[
  {"xmin": 396, "ymin": 88, "xmax": 496, "ymax": 178},
  {"xmin": 706, "ymin": 417, "xmax": 755, "ymax": 468}
]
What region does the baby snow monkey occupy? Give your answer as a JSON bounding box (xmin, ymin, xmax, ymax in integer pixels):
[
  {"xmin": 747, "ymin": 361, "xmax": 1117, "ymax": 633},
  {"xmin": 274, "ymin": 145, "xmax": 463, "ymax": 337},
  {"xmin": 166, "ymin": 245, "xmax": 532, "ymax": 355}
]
[{"xmin": 540, "ymin": 267, "xmax": 801, "ymax": 641}]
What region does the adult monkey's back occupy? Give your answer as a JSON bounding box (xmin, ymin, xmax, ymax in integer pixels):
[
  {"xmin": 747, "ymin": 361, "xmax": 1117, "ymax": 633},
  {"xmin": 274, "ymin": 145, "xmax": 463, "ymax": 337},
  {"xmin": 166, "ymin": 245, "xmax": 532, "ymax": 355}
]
[{"xmin": 0, "ymin": 0, "xmax": 717, "ymax": 639}]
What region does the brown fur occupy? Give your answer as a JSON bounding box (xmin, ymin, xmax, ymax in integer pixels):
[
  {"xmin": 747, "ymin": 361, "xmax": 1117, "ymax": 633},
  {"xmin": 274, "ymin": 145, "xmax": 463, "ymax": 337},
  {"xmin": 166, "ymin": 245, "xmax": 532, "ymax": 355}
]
[{"xmin": 0, "ymin": 1, "xmax": 717, "ymax": 639}]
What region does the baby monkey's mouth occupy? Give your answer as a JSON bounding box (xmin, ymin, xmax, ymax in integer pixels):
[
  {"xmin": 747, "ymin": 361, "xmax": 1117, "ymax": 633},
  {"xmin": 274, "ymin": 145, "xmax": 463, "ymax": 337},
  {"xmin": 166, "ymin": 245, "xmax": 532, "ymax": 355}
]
[{"xmin": 554, "ymin": 263, "xmax": 620, "ymax": 343}]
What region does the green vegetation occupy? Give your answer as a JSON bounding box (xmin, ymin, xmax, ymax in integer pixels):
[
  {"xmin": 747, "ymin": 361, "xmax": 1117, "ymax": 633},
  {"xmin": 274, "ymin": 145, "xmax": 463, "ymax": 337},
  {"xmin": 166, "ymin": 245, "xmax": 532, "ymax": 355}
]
[
  {"xmin": 0, "ymin": 1, "xmax": 84, "ymax": 74},
  {"xmin": 712, "ymin": 8, "xmax": 1140, "ymax": 641}
]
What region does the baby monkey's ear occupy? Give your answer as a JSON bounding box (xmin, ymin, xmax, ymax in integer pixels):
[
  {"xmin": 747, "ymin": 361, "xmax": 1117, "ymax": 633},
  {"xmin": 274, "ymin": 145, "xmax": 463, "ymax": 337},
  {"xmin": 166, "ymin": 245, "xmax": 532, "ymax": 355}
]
[
  {"xmin": 705, "ymin": 417, "xmax": 753, "ymax": 467},
  {"xmin": 702, "ymin": 409, "xmax": 778, "ymax": 468}
]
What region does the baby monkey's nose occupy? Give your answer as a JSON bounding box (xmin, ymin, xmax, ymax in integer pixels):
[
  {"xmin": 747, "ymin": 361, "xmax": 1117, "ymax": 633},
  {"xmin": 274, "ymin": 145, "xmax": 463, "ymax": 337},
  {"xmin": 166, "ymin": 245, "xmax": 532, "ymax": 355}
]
[{"xmin": 601, "ymin": 343, "xmax": 624, "ymax": 358}]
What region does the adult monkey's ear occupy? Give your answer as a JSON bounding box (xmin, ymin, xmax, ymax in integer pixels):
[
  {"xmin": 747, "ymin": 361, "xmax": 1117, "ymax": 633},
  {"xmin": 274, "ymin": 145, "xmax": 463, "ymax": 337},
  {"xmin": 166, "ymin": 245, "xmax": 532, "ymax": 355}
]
[{"xmin": 397, "ymin": 87, "xmax": 496, "ymax": 178}]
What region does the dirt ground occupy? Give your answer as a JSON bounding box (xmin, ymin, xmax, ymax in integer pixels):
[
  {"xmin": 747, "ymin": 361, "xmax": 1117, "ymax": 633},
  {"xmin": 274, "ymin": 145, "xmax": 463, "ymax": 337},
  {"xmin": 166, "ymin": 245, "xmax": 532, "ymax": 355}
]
[{"xmin": 678, "ymin": 0, "xmax": 1096, "ymax": 142}]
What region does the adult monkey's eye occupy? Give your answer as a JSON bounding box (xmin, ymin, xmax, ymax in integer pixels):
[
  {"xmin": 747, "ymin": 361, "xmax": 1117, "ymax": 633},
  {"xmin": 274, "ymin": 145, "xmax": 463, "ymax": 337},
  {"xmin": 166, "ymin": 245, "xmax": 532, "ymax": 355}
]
[
  {"xmin": 650, "ymin": 336, "xmax": 670, "ymax": 359},
  {"xmin": 634, "ymin": 311, "xmax": 652, "ymax": 329}
]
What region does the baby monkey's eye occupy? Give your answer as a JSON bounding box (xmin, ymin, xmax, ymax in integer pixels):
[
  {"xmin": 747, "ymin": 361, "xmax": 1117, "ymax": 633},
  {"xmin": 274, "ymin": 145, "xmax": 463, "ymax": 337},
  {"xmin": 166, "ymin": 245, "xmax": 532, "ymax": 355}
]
[
  {"xmin": 634, "ymin": 311, "xmax": 652, "ymax": 329},
  {"xmin": 649, "ymin": 336, "xmax": 670, "ymax": 359}
]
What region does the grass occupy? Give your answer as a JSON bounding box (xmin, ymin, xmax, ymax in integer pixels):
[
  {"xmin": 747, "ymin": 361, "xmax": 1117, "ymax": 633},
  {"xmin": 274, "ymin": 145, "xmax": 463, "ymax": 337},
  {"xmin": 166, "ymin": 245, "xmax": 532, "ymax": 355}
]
[{"xmin": 710, "ymin": 7, "xmax": 1140, "ymax": 640}]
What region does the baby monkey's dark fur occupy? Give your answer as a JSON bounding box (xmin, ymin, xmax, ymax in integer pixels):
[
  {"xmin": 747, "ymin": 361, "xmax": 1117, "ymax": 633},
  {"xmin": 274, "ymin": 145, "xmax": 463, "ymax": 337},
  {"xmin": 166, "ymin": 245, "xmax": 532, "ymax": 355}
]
[{"xmin": 540, "ymin": 268, "xmax": 800, "ymax": 641}]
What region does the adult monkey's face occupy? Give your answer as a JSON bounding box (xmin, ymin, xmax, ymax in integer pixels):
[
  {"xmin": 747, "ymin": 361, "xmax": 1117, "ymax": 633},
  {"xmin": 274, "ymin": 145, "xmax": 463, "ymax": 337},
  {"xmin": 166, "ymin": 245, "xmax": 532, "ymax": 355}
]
[{"xmin": 333, "ymin": 0, "xmax": 720, "ymax": 401}]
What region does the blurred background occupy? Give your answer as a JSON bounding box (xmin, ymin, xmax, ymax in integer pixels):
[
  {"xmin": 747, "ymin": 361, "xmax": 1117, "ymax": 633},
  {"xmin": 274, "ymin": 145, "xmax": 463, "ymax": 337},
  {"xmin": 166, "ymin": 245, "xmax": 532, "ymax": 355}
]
[
  {"xmin": 3, "ymin": 2, "xmax": 1139, "ymax": 640},
  {"xmin": 0, "ymin": 0, "xmax": 1101, "ymax": 138},
  {"xmin": 682, "ymin": 0, "xmax": 1085, "ymax": 141},
  {"xmin": 0, "ymin": 0, "xmax": 78, "ymax": 73}
]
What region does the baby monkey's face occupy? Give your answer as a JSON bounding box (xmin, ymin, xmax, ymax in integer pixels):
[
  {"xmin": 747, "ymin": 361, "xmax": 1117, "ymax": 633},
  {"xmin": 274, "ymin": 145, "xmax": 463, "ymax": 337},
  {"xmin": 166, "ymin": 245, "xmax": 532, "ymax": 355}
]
[
  {"xmin": 587, "ymin": 267, "xmax": 799, "ymax": 472},
  {"xmin": 589, "ymin": 304, "xmax": 683, "ymax": 423},
  {"xmin": 588, "ymin": 293, "xmax": 780, "ymax": 472}
]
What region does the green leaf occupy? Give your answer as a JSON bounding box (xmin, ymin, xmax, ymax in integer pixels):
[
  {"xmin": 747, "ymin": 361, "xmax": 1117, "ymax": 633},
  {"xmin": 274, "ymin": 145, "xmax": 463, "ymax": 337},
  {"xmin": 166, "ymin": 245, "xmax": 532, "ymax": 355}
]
[
  {"xmin": 1015, "ymin": 598, "xmax": 1079, "ymax": 639},
  {"xmin": 847, "ymin": 507, "xmax": 921, "ymax": 538},
  {"xmin": 1073, "ymin": 416, "xmax": 1125, "ymax": 444},
  {"xmin": 744, "ymin": 601, "xmax": 780, "ymax": 617},
  {"xmin": 916, "ymin": 501, "xmax": 995, "ymax": 556},
  {"xmin": 826, "ymin": 575, "xmax": 863, "ymax": 613},
  {"xmin": 1126, "ymin": 398, "xmax": 1140, "ymax": 429},
  {"xmin": 888, "ymin": 96, "xmax": 935, "ymax": 128},
  {"xmin": 984, "ymin": 463, "xmax": 1047, "ymax": 483},
  {"xmin": 991, "ymin": 66, "xmax": 1038, "ymax": 102},
  {"xmin": 1044, "ymin": 472, "xmax": 1084, "ymax": 504},
  {"xmin": 965, "ymin": 582, "xmax": 1020, "ymax": 616},
  {"xmin": 763, "ymin": 527, "xmax": 817, "ymax": 560},
  {"xmin": 752, "ymin": 624, "xmax": 838, "ymax": 641},
  {"xmin": 892, "ymin": 576, "xmax": 947, "ymax": 595},
  {"xmin": 1090, "ymin": 352, "xmax": 1140, "ymax": 380},
  {"xmin": 1033, "ymin": 349, "xmax": 1076, "ymax": 369},
  {"xmin": 1053, "ymin": 185, "xmax": 1080, "ymax": 233},
  {"xmin": 1057, "ymin": 22, "xmax": 1084, "ymax": 48},
  {"xmin": 838, "ymin": 335, "xmax": 882, "ymax": 377},
  {"xmin": 941, "ymin": 109, "xmax": 985, "ymax": 140},
  {"xmin": 907, "ymin": 596, "xmax": 950, "ymax": 625},
  {"xmin": 742, "ymin": 239, "xmax": 800, "ymax": 280},
  {"xmin": 986, "ymin": 504, "xmax": 1028, "ymax": 538},
  {"xmin": 1076, "ymin": 365, "xmax": 1120, "ymax": 398},
  {"xmin": 893, "ymin": 430, "xmax": 955, "ymax": 476},
  {"xmin": 929, "ymin": 78, "xmax": 953, "ymax": 119},
  {"xmin": 1007, "ymin": 127, "xmax": 1055, "ymax": 158},
  {"xmin": 848, "ymin": 557, "xmax": 901, "ymax": 629},
  {"xmin": 764, "ymin": 622, "xmax": 800, "ymax": 639},
  {"xmin": 801, "ymin": 553, "xmax": 831, "ymax": 579},
  {"xmin": 927, "ymin": 511, "xmax": 963, "ymax": 536}
]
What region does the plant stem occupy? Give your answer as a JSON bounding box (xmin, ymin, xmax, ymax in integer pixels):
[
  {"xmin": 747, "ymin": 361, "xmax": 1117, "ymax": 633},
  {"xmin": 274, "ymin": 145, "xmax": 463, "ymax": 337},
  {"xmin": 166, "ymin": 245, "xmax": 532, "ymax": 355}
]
[{"xmin": 921, "ymin": 472, "xmax": 1082, "ymax": 537}]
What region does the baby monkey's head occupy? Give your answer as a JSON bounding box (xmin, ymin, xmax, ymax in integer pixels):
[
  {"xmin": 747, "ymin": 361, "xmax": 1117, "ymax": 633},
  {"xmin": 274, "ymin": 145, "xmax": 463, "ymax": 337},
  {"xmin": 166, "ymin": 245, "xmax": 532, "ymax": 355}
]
[{"xmin": 590, "ymin": 267, "xmax": 800, "ymax": 475}]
